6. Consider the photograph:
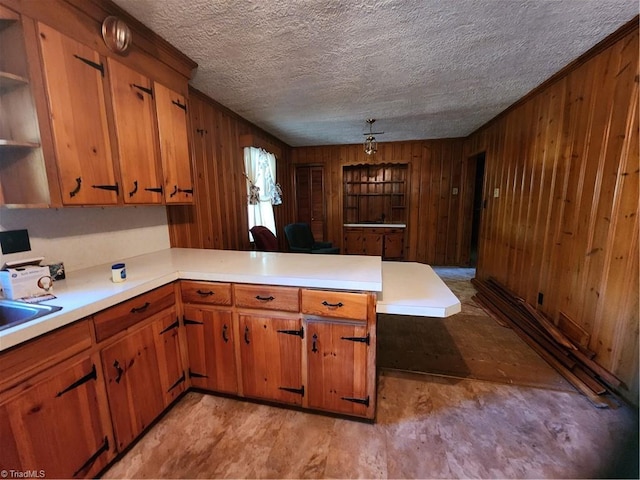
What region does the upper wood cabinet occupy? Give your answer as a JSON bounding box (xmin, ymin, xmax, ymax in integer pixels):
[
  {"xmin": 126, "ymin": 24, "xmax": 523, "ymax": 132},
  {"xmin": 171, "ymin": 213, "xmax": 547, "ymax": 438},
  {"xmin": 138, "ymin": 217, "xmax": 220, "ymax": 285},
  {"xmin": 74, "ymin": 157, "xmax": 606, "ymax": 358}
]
[
  {"xmin": 155, "ymin": 82, "xmax": 193, "ymax": 204},
  {"xmin": 0, "ymin": 0, "xmax": 197, "ymax": 208},
  {"xmin": 38, "ymin": 22, "xmax": 118, "ymax": 205},
  {"xmin": 107, "ymin": 59, "xmax": 163, "ymax": 204}
]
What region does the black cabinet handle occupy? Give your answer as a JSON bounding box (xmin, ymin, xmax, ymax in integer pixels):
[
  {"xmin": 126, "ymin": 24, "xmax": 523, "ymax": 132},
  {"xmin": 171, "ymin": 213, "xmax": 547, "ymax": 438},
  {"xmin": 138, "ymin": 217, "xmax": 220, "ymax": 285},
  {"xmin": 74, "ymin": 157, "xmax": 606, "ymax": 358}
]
[
  {"xmin": 312, "ymin": 333, "xmax": 318, "ymax": 353},
  {"xmin": 222, "ymin": 324, "xmax": 229, "ymax": 343},
  {"xmin": 322, "ymin": 301, "xmax": 344, "ymax": 308},
  {"xmin": 113, "ymin": 360, "xmax": 123, "ymax": 384},
  {"xmin": 197, "ymin": 290, "xmax": 214, "ymax": 296},
  {"xmin": 244, "ymin": 326, "xmax": 250, "ymax": 344},
  {"xmin": 130, "ymin": 302, "xmax": 150, "ymax": 314},
  {"xmin": 169, "ymin": 185, "xmax": 178, "ymax": 197},
  {"xmin": 255, "ymin": 295, "xmax": 275, "ymax": 302},
  {"xmin": 128, "ymin": 180, "xmax": 138, "ymax": 197},
  {"xmin": 70, "ymin": 177, "xmax": 82, "ymax": 197}
]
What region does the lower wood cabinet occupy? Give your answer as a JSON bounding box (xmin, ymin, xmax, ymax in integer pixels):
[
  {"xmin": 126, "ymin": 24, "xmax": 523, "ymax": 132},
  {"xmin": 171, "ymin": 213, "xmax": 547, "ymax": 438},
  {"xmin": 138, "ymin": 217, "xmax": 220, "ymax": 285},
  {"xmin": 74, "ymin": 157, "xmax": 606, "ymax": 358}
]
[
  {"xmin": 305, "ymin": 320, "xmax": 370, "ymax": 417},
  {"xmin": 100, "ymin": 308, "xmax": 185, "ymax": 451},
  {"xmin": 238, "ymin": 313, "xmax": 303, "ymax": 405},
  {"xmin": 0, "ymin": 354, "xmax": 114, "ymax": 478},
  {"xmin": 343, "ymin": 227, "xmax": 405, "ymax": 260},
  {"xmin": 183, "ymin": 305, "xmax": 237, "ymax": 394}
]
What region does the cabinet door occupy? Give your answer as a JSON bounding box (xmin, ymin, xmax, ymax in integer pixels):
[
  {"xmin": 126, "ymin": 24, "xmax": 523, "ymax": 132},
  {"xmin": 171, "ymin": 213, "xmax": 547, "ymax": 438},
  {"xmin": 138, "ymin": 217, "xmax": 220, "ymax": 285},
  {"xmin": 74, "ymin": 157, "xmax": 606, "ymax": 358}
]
[
  {"xmin": 383, "ymin": 230, "xmax": 405, "ymax": 260},
  {"xmin": 306, "ymin": 320, "xmax": 369, "ymax": 416},
  {"xmin": 101, "ymin": 320, "xmax": 164, "ymax": 451},
  {"xmin": 155, "ymin": 82, "xmax": 193, "ymax": 203},
  {"xmin": 107, "ymin": 59, "xmax": 163, "ymax": 204},
  {"xmin": 37, "ymin": 23, "xmax": 117, "ymax": 205},
  {"xmin": 153, "ymin": 310, "xmax": 187, "ymax": 405},
  {"xmin": 238, "ymin": 314, "xmax": 303, "ymax": 405},
  {"xmin": 183, "ymin": 305, "xmax": 237, "ymax": 393},
  {"xmin": 363, "ymin": 230, "xmax": 383, "ymax": 256},
  {"xmin": 0, "ymin": 356, "xmax": 114, "ymax": 478},
  {"xmin": 343, "ymin": 228, "xmax": 364, "ymax": 255}
]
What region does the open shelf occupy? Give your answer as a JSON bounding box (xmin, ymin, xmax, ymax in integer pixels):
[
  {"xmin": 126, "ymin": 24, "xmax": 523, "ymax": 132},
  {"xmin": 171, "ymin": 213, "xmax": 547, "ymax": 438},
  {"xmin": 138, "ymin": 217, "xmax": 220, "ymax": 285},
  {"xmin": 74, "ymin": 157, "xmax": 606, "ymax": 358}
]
[
  {"xmin": 0, "ymin": 139, "xmax": 41, "ymax": 149},
  {"xmin": 0, "ymin": 71, "xmax": 29, "ymax": 93}
]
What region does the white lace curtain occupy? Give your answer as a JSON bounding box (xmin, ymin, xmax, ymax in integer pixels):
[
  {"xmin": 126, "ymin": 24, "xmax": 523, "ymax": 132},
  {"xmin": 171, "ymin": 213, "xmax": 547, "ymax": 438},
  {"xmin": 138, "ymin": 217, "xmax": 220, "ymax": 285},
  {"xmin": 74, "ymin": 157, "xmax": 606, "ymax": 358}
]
[{"xmin": 244, "ymin": 147, "xmax": 280, "ymax": 239}]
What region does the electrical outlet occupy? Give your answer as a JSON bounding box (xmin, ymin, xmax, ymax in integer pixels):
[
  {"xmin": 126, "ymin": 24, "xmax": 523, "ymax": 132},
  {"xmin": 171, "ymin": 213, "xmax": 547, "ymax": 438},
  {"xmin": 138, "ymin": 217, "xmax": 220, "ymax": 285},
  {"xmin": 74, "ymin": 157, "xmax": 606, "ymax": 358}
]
[{"xmin": 0, "ymin": 229, "xmax": 31, "ymax": 254}]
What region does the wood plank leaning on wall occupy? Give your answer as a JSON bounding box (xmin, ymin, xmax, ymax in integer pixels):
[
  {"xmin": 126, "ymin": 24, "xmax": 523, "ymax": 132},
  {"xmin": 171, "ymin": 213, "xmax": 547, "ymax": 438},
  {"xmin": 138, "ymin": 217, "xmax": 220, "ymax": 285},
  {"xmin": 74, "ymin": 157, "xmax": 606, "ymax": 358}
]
[
  {"xmin": 167, "ymin": 88, "xmax": 293, "ymax": 252},
  {"xmin": 464, "ymin": 19, "xmax": 639, "ymax": 405},
  {"xmin": 290, "ymin": 140, "xmax": 464, "ymax": 265}
]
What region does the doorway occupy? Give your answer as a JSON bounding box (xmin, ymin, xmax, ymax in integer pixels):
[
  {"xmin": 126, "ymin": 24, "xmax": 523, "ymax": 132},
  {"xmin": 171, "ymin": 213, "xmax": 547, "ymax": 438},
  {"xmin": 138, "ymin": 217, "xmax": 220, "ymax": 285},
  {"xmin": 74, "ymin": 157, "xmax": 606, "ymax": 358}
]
[{"xmin": 468, "ymin": 152, "xmax": 485, "ymax": 267}]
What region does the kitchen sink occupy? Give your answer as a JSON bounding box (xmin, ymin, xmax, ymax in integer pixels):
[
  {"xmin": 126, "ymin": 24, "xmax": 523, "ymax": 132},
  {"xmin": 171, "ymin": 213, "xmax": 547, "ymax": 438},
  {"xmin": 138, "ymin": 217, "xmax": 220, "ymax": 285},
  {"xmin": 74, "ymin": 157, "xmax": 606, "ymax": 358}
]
[{"xmin": 0, "ymin": 299, "xmax": 62, "ymax": 331}]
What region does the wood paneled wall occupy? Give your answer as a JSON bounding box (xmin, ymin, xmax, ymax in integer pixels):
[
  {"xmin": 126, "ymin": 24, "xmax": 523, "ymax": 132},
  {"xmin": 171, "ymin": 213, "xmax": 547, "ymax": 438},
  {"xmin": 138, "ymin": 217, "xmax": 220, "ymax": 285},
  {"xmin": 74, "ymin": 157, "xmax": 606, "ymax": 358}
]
[
  {"xmin": 167, "ymin": 88, "xmax": 292, "ymax": 251},
  {"xmin": 464, "ymin": 22, "xmax": 639, "ymax": 404},
  {"xmin": 290, "ymin": 140, "xmax": 465, "ymax": 264}
]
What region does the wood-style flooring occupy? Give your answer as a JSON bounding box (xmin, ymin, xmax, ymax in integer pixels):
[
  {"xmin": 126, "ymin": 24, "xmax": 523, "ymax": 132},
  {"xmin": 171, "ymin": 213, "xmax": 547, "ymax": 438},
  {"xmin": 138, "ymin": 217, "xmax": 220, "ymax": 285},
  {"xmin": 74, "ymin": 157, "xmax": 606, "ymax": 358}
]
[{"xmin": 103, "ymin": 269, "xmax": 639, "ymax": 479}]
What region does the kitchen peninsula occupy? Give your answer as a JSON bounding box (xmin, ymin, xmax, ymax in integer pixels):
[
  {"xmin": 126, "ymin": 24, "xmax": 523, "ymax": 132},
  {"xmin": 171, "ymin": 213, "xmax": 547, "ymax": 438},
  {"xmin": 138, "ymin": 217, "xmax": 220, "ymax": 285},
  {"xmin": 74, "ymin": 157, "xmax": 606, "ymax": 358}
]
[{"xmin": 0, "ymin": 248, "xmax": 460, "ymax": 478}]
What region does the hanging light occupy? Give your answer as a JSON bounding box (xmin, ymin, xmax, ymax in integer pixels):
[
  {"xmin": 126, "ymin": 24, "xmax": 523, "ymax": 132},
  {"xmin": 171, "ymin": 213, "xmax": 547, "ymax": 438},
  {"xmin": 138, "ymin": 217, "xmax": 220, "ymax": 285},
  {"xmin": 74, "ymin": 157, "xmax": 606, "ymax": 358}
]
[{"xmin": 363, "ymin": 119, "xmax": 383, "ymax": 155}]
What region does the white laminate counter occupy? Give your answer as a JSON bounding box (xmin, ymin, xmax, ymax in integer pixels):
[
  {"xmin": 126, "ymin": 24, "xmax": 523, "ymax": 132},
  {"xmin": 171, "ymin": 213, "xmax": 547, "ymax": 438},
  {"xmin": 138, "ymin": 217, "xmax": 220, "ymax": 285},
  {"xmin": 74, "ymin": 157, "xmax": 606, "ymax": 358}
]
[
  {"xmin": 0, "ymin": 248, "xmax": 460, "ymax": 352},
  {"xmin": 376, "ymin": 262, "xmax": 461, "ymax": 317}
]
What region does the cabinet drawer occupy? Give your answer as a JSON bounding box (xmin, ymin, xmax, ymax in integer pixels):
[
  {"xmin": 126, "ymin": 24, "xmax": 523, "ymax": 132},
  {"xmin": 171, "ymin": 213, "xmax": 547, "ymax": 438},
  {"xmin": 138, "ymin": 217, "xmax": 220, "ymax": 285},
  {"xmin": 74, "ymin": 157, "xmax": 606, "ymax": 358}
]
[
  {"xmin": 234, "ymin": 284, "xmax": 299, "ymax": 312},
  {"xmin": 301, "ymin": 289, "xmax": 369, "ymax": 321},
  {"xmin": 0, "ymin": 320, "xmax": 92, "ymax": 393},
  {"xmin": 94, "ymin": 284, "xmax": 175, "ymax": 342},
  {"xmin": 181, "ymin": 281, "xmax": 232, "ymax": 306}
]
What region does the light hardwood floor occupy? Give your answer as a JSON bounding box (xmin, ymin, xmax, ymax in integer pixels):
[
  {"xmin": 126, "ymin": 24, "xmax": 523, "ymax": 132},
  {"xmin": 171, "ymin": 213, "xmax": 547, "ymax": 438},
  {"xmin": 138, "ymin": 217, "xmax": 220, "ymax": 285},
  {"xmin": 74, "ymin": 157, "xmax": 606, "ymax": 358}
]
[{"xmin": 103, "ymin": 270, "xmax": 638, "ymax": 479}]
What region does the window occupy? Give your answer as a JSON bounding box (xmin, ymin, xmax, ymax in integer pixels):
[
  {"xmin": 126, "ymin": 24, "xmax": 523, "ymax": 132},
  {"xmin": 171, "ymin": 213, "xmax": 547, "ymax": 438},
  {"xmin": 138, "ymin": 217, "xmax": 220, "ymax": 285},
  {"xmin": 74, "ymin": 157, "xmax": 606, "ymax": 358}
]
[{"xmin": 244, "ymin": 147, "xmax": 280, "ymax": 239}]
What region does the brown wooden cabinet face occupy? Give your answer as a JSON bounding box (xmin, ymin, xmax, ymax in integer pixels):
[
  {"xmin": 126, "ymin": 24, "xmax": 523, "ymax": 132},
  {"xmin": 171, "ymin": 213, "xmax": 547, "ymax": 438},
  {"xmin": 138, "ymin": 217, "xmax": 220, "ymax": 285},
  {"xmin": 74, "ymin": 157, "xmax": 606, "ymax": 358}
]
[
  {"xmin": 306, "ymin": 320, "xmax": 369, "ymax": 416},
  {"xmin": 383, "ymin": 231, "xmax": 405, "ymax": 259},
  {"xmin": 343, "ymin": 228, "xmax": 364, "ymax": 255},
  {"xmin": 100, "ymin": 320, "xmax": 165, "ymax": 451},
  {"xmin": 37, "ymin": 23, "xmax": 117, "ymax": 205},
  {"xmin": 183, "ymin": 306, "xmax": 237, "ymax": 393},
  {"xmin": 107, "ymin": 59, "xmax": 162, "ymax": 204},
  {"xmin": 153, "ymin": 310, "xmax": 187, "ymax": 404},
  {"xmin": 0, "ymin": 356, "xmax": 114, "ymax": 478},
  {"xmin": 155, "ymin": 82, "xmax": 193, "ymax": 204},
  {"xmin": 238, "ymin": 314, "xmax": 303, "ymax": 405},
  {"xmin": 363, "ymin": 230, "xmax": 383, "ymax": 256}
]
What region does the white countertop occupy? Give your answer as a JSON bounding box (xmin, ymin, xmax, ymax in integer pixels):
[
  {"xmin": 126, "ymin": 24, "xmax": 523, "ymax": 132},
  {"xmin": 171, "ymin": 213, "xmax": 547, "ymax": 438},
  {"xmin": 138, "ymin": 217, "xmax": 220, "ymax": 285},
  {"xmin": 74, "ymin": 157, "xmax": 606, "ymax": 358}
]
[
  {"xmin": 376, "ymin": 262, "xmax": 461, "ymax": 317},
  {"xmin": 0, "ymin": 248, "xmax": 460, "ymax": 352}
]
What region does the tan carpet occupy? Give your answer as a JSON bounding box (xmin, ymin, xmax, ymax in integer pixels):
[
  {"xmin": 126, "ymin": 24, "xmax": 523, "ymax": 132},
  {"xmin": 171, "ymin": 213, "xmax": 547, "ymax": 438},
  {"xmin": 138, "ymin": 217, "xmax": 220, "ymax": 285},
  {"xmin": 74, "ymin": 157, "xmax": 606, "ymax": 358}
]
[{"xmin": 377, "ymin": 267, "xmax": 574, "ymax": 391}]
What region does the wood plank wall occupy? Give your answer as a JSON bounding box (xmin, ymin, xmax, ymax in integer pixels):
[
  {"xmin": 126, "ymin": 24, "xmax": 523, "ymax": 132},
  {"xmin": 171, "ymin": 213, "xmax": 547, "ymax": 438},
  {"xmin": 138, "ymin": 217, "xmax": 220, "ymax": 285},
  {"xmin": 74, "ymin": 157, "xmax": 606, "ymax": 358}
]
[
  {"xmin": 167, "ymin": 88, "xmax": 293, "ymax": 251},
  {"xmin": 464, "ymin": 22, "xmax": 639, "ymax": 404},
  {"xmin": 290, "ymin": 140, "xmax": 464, "ymax": 264}
]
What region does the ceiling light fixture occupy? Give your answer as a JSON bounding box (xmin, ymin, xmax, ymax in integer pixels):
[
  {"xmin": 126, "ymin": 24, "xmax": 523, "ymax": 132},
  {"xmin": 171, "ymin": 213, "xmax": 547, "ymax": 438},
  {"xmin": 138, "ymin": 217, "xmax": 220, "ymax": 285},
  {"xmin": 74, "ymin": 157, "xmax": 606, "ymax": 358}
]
[{"xmin": 363, "ymin": 119, "xmax": 383, "ymax": 155}]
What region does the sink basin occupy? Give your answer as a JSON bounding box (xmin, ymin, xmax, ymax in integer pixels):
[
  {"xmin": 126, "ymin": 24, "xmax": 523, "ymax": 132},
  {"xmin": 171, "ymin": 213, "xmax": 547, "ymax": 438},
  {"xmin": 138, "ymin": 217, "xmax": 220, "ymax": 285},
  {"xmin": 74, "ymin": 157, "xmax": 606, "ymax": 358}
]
[{"xmin": 0, "ymin": 299, "xmax": 62, "ymax": 331}]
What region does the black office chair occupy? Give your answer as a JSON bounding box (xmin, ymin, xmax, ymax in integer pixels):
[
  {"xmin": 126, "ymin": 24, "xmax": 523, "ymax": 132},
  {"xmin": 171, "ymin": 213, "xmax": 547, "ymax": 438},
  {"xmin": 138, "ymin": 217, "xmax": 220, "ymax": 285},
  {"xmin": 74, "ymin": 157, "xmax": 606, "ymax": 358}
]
[{"xmin": 283, "ymin": 223, "xmax": 339, "ymax": 254}]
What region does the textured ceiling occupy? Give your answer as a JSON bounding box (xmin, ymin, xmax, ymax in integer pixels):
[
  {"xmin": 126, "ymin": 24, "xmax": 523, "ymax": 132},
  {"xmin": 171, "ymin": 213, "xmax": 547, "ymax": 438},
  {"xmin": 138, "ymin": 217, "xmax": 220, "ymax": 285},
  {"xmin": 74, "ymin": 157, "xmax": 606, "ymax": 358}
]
[{"xmin": 113, "ymin": 0, "xmax": 638, "ymax": 147}]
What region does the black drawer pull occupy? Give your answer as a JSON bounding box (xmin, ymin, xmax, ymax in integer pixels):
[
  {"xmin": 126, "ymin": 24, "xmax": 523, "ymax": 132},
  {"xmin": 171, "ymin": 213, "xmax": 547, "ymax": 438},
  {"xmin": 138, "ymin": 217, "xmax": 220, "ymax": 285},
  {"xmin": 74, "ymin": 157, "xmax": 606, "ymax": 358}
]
[
  {"xmin": 255, "ymin": 295, "xmax": 275, "ymax": 302},
  {"xmin": 70, "ymin": 177, "xmax": 82, "ymax": 197},
  {"xmin": 130, "ymin": 302, "xmax": 150, "ymax": 314},
  {"xmin": 197, "ymin": 289, "xmax": 214, "ymax": 296},
  {"xmin": 322, "ymin": 301, "xmax": 344, "ymax": 308}
]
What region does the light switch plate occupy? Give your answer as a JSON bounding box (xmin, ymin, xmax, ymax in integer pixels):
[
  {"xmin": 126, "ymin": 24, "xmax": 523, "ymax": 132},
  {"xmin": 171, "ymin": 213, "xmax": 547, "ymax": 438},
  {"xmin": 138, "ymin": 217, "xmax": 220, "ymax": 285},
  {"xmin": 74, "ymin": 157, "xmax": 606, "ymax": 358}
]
[{"xmin": 493, "ymin": 188, "xmax": 500, "ymax": 198}]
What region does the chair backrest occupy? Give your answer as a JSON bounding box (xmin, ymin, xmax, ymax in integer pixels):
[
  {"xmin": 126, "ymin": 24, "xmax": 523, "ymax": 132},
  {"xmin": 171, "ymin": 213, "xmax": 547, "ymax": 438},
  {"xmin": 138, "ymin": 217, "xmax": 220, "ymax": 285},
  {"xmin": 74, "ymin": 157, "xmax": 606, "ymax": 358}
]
[
  {"xmin": 250, "ymin": 226, "xmax": 279, "ymax": 252},
  {"xmin": 284, "ymin": 223, "xmax": 315, "ymax": 249}
]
